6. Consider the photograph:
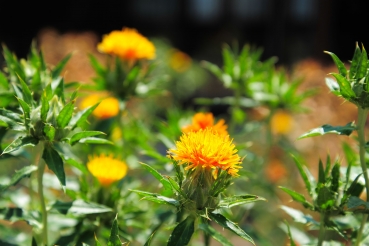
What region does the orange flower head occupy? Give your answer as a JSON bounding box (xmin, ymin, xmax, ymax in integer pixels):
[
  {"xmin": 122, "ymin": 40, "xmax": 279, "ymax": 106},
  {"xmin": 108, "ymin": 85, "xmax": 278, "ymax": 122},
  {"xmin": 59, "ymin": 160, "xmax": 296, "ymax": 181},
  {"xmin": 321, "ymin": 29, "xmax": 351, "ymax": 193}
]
[
  {"xmin": 87, "ymin": 154, "xmax": 128, "ymax": 186},
  {"xmin": 98, "ymin": 27, "xmax": 155, "ymax": 60},
  {"xmin": 169, "ymin": 128, "xmax": 242, "ymax": 176},
  {"xmin": 182, "ymin": 112, "xmax": 228, "ymax": 136},
  {"xmin": 270, "ymin": 110, "xmax": 294, "ymax": 135},
  {"xmin": 80, "ymin": 94, "xmax": 119, "ymax": 119}
]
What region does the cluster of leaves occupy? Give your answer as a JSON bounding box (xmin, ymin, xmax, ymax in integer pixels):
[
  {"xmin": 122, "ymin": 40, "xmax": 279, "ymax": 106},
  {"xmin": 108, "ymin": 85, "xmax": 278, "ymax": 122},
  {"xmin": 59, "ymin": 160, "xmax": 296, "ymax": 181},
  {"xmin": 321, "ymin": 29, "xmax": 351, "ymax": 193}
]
[{"xmin": 131, "ymin": 161, "xmax": 265, "ymax": 245}]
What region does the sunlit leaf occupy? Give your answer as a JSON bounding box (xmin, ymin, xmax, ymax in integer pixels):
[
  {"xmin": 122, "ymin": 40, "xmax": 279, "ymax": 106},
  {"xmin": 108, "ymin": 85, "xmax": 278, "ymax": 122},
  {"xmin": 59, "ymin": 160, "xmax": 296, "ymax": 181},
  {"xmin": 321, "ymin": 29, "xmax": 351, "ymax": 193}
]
[
  {"xmin": 0, "ymin": 165, "xmax": 38, "ymax": 192},
  {"xmin": 70, "ymin": 131, "xmax": 106, "ymax": 145},
  {"xmin": 279, "ymin": 186, "xmax": 314, "ymax": 209},
  {"xmin": 130, "ymin": 190, "xmax": 179, "ymax": 207},
  {"xmin": 298, "ymin": 122, "xmax": 356, "ymax": 139},
  {"xmin": 219, "ymin": 194, "xmax": 266, "ymax": 208},
  {"xmin": 56, "ymin": 100, "xmax": 75, "ymax": 128},
  {"xmin": 140, "ymin": 162, "xmax": 173, "ymax": 196},
  {"xmin": 2, "ymin": 136, "xmax": 39, "ymax": 154},
  {"xmin": 50, "ymin": 199, "xmax": 112, "ymax": 215}
]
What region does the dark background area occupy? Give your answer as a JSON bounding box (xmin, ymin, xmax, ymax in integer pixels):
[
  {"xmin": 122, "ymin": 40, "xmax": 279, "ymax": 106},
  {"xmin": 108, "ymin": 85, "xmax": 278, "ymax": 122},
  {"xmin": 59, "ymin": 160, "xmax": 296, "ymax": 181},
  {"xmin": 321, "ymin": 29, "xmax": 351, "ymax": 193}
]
[{"xmin": 0, "ymin": 0, "xmax": 368, "ymax": 66}]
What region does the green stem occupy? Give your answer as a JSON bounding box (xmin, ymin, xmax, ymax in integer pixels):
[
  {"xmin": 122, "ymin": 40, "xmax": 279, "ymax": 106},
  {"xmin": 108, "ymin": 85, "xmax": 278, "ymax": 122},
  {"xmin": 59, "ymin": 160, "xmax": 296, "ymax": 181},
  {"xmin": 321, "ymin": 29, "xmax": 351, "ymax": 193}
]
[
  {"xmin": 355, "ymin": 107, "xmax": 369, "ymax": 246},
  {"xmin": 36, "ymin": 142, "xmax": 48, "ymax": 246},
  {"xmin": 317, "ymin": 213, "xmax": 326, "ymax": 246}
]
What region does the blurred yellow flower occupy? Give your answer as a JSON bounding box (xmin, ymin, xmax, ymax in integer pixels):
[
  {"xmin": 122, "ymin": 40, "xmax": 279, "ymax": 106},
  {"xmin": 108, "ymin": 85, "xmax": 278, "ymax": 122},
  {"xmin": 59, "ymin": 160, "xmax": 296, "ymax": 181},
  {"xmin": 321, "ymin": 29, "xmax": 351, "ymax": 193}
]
[
  {"xmin": 270, "ymin": 110, "xmax": 293, "ymax": 135},
  {"xmin": 80, "ymin": 94, "xmax": 119, "ymax": 119},
  {"xmin": 169, "ymin": 50, "xmax": 191, "ymax": 72},
  {"xmin": 87, "ymin": 154, "xmax": 128, "ymax": 186},
  {"xmin": 169, "ymin": 128, "xmax": 241, "ymax": 176},
  {"xmin": 98, "ymin": 27, "xmax": 155, "ymax": 60},
  {"xmin": 182, "ymin": 112, "xmax": 228, "ymax": 136}
]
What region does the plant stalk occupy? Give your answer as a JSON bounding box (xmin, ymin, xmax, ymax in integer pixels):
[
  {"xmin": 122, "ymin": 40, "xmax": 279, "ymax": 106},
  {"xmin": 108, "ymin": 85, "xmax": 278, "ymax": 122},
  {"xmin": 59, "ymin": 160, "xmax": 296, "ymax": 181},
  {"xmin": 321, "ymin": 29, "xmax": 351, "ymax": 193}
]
[
  {"xmin": 355, "ymin": 107, "xmax": 369, "ymax": 246},
  {"xmin": 317, "ymin": 213, "xmax": 326, "ymax": 246},
  {"xmin": 36, "ymin": 142, "xmax": 48, "ymax": 246}
]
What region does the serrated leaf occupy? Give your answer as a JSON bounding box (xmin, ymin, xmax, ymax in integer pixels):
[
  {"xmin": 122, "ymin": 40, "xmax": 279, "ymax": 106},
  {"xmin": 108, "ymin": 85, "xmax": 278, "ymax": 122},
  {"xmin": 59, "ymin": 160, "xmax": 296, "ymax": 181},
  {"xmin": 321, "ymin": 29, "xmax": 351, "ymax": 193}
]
[
  {"xmin": 2, "ymin": 136, "xmax": 39, "ymax": 154},
  {"xmin": 70, "ymin": 103, "xmax": 100, "ymax": 129},
  {"xmin": 70, "ymin": 131, "xmax": 106, "ymax": 145},
  {"xmin": 198, "ymin": 223, "xmax": 233, "ymax": 246},
  {"xmin": 44, "ymin": 124, "xmax": 56, "ymax": 141},
  {"xmin": 324, "ymin": 51, "xmax": 347, "ymax": 77},
  {"xmin": 56, "ymin": 100, "xmax": 75, "ymax": 128},
  {"xmin": 42, "ymin": 145, "xmax": 65, "ymax": 186},
  {"xmin": 298, "ymin": 122, "xmax": 356, "ymax": 139},
  {"xmin": 50, "ymin": 199, "xmax": 112, "ymax": 215},
  {"xmin": 167, "ymin": 215, "xmax": 195, "ymax": 246},
  {"xmin": 77, "ymin": 137, "xmax": 113, "ymax": 145},
  {"xmin": 0, "ymin": 165, "xmax": 38, "ymax": 192},
  {"xmin": 291, "ymin": 155, "xmax": 312, "ymax": 195},
  {"xmin": 209, "ymin": 213, "xmax": 254, "ymax": 245},
  {"xmin": 140, "ymin": 162, "xmax": 173, "ymax": 196},
  {"xmin": 279, "ymin": 186, "xmax": 314, "ymax": 209},
  {"xmin": 219, "ymin": 195, "xmax": 266, "ymax": 208},
  {"xmin": 52, "ymin": 54, "xmax": 72, "ymax": 79},
  {"xmin": 130, "ymin": 189, "xmax": 179, "ymax": 207},
  {"xmin": 108, "ymin": 214, "xmax": 122, "ymax": 246}
]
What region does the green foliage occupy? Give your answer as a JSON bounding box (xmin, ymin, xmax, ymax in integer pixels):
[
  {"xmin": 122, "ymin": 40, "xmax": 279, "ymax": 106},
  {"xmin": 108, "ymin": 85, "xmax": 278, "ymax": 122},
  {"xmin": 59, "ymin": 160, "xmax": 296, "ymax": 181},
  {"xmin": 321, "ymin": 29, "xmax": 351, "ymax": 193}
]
[{"xmin": 298, "ymin": 122, "xmax": 356, "ymax": 139}]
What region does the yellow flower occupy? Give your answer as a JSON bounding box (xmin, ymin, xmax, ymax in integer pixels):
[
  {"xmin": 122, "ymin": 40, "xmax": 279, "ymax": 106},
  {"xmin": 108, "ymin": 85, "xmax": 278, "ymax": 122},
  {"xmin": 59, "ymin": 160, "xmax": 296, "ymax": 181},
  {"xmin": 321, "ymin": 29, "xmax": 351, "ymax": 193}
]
[
  {"xmin": 87, "ymin": 154, "xmax": 128, "ymax": 186},
  {"xmin": 169, "ymin": 50, "xmax": 191, "ymax": 72},
  {"xmin": 169, "ymin": 128, "xmax": 241, "ymax": 176},
  {"xmin": 270, "ymin": 110, "xmax": 294, "ymax": 135},
  {"xmin": 79, "ymin": 94, "xmax": 119, "ymax": 119},
  {"xmin": 182, "ymin": 112, "xmax": 228, "ymax": 136},
  {"xmin": 97, "ymin": 27, "xmax": 155, "ymax": 60}
]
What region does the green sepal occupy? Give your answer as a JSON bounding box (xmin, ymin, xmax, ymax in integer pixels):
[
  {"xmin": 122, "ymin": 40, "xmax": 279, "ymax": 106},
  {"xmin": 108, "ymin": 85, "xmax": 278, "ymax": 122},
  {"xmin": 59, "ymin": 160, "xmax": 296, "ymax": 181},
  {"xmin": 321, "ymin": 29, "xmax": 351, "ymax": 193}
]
[
  {"xmin": 108, "ymin": 214, "xmax": 122, "ymax": 246},
  {"xmin": 357, "ymin": 45, "xmax": 368, "ymax": 79},
  {"xmin": 140, "ymin": 162, "xmax": 173, "ymax": 196},
  {"xmin": 218, "ymin": 194, "xmax": 266, "ymax": 208},
  {"xmin": 329, "ymin": 73, "xmax": 355, "ymax": 98},
  {"xmin": 50, "ymin": 199, "xmax": 113, "ymax": 215},
  {"xmin": 56, "ymin": 100, "xmax": 75, "ymax": 128},
  {"xmin": 324, "ymin": 51, "xmax": 347, "ymax": 77},
  {"xmin": 316, "ymin": 186, "xmax": 335, "ymax": 210},
  {"xmin": 42, "ymin": 144, "xmax": 66, "ymax": 186},
  {"xmin": 167, "ymin": 215, "xmax": 195, "ymax": 246},
  {"xmin": 291, "ymin": 155, "xmax": 312, "ymax": 195},
  {"xmin": 0, "ymin": 165, "xmax": 38, "ymax": 193},
  {"xmin": 51, "ymin": 53, "xmax": 72, "ymax": 79},
  {"xmin": 324, "ymin": 155, "xmax": 331, "ymax": 178},
  {"xmin": 198, "ymin": 223, "xmax": 233, "ymax": 246},
  {"xmin": 279, "ymin": 186, "xmax": 314, "ymax": 209},
  {"xmin": 349, "ymin": 43, "xmax": 362, "ymax": 79},
  {"xmin": 130, "ymin": 190, "xmax": 179, "ymax": 207},
  {"xmin": 209, "ymin": 212, "xmax": 254, "ymax": 245},
  {"xmin": 69, "ymin": 131, "xmax": 106, "ymax": 145},
  {"xmin": 298, "ymin": 122, "xmax": 356, "ymax": 139},
  {"xmin": 2, "ymin": 136, "xmax": 39, "ymax": 154},
  {"xmin": 331, "ymin": 163, "xmax": 340, "ymax": 193},
  {"xmin": 318, "ymin": 159, "xmax": 325, "ymax": 185},
  {"xmin": 44, "ymin": 124, "xmax": 56, "ymax": 141}
]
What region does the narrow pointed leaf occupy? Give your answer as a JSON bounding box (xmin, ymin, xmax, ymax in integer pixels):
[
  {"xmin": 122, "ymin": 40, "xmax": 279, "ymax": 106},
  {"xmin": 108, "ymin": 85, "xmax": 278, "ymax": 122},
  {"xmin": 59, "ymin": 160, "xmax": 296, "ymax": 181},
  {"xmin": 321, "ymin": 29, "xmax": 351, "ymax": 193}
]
[
  {"xmin": 331, "ymin": 163, "xmax": 340, "ymax": 193},
  {"xmin": 324, "ymin": 51, "xmax": 347, "ymax": 77},
  {"xmin": 318, "ymin": 159, "xmax": 325, "ymax": 184},
  {"xmin": 357, "ymin": 46, "xmax": 368, "ymax": 79},
  {"xmin": 70, "ymin": 103, "xmax": 100, "ymax": 129},
  {"xmin": 167, "ymin": 215, "xmax": 195, "ymax": 246},
  {"xmin": 280, "ymin": 206, "xmax": 318, "ymax": 225},
  {"xmin": 70, "ymin": 131, "xmax": 106, "ymax": 145},
  {"xmin": 298, "ymin": 122, "xmax": 356, "ymax": 139},
  {"xmin": 219, "ymin": 195, "xmax": 266, "ymax": 208},
  {"xmin": 2, "ymin": 136, "xmax": 38, "ymax": 154},
  {"xmin": 0, "ymin": 71, "xmax": 9, "ymax": 89},
  {"xmin": 89, "ymin": 54, "xmax": 105, "ymax": 77},
  {"xmin": 291, "ymin": 155, "xmax": 311, "ymax": 195},
  {"xmin": 42, "ymin": 145, "xmax": 65, "ymax": 186},
  {"xmin": 17, "ymin": 75, "xmax": 33, "ymax": 104},
  {"xmin": 108, "ymin": 214, "xmax": 122, "ymax": 246},
  {"xmin": 284, "ymin": 221, "xmax": 297, "ymax": 246},
  {"xmin": 77, "ymin": 137, "xmax": 113, "ymax": 145},
  {"xmin": 41, "ymin": 91, "xmax": 50, "ymax": 121},
  {"xmin": 0, "ymin": 165, "xmax": 38, "ymax": 192},
  {"xmin": 50, "ymin": 199, "xmax": 112, "ymax": 215},
  {"xmin": 140, "ymin": 162, "xmax": 173, "ymax": 195},
  {"xmin": 52, "ymin": 54, "xmax": 72, "ymax": 79},
  {"xmin": 279, "ymin": 186, "xmax": 314, "ymax": 209},
  {"xmin": 350, "ymin": 43, "xmax": 362, "ymax": 79},
  {"xmin": 144, "ymin": 233, "xmax": 155, "ymax": 246},
  {"xmin": 16, "ymin": 97, "xmax": 30, "ymax": 125},
  {"xmin": 130, "ymin": 190, "xmax": 179, "ymax": 207},
  {"xmin": 209, "ymin": 213, "xmax": 254, "ymax": 245},
  {"xmin": 56, "ymin": 100, "xmax": 75, "ymax": 128},
  {"xmin": 198, "ymin": 223, "xmax": 233, "ymax": 246}
]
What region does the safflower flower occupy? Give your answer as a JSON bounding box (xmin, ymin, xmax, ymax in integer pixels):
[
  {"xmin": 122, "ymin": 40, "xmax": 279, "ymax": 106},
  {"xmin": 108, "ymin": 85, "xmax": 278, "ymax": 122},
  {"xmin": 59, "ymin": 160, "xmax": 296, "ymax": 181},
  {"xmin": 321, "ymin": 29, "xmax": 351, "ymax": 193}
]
[
  {"xmin": 182, "ymin": 112, "xmax": 228, "ymax": 136},
  {"xmin": 79, "ymin": 94, "xmax": 119, "ymax": 119},
  {"xmin": 98, "ymin": 27, "xmax": 155, "ymax": 60},
  {"xmin": 87, "ymin": 154, "xmax": 128, "ymax": 186}
]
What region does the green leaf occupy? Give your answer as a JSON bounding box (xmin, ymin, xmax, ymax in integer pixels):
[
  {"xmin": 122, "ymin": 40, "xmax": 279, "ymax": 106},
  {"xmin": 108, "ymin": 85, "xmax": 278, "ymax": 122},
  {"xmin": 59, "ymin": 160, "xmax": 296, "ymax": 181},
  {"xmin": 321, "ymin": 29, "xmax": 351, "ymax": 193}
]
[
  {"xmin": 343, "ymin": 174, "xmax": 364, "ymax": 202},
  {"xmin": 318, "ymin": 159, "xmax": 325, "ymax": 184},
  {"xmin": 70, "ymin": 103, "xmax": 100, "ymax": 129},
  {"xmin": 291, "ymin": 155, "xmax": 312, "ymax": 195},
  {"xmin": 2, "ymin": 136, "xmax": 39, "ymax": 154},
  {"xmin": 344, "ymin": 196, "xmax": 369, "ymax": 213},
  {"xmin": 0, "ymin": 207, "xmax": 41, "ymax": 229},
  {"xmin": 209, "ymin": 213, "xmax": 254, "ymax": 245},
  {"xmin": 89, "ymin": 54, "xmax": 106, "ymax": 77},
  {"xmin": 77, "ymin": 137, "xmax": 113, "ymax": 145},
  {"xmin": 56, "ymin": 100, "xmax": 75, "ymax": 128},
  {"xmin": 317, "ymin": 186, "xmax": 335, "ymax": 210},
  {"xmin": 325, "ymin": 77, "xmax": 341, "ymax": 96},
  {"xmin": 52, "ymin": 54, "xmax": 72, "ymax": 79},
  {"xmin": 140, "ymin": 162, "xmax": 173, "ymax": 196},
  {"xmin": 108, "ymin": 214, "xmax": 122, "ymax": 246},
  {"xmin": 357, "ymin": 45, "xmax": 368, "ymax": 79},
  {"xmin": 16, "ymin": 97, "xmax": 30, "ymax": 126},
  {"xmin": 0, "ymin": 108, "xmax": 25, "ymax": 131},
  {"xmin": 0, "ymin": 71, "xmax": 9, "ymax": 89},
  {"xmin": 167, "ymin": 176, "xmax": 187, "ymax": 198},
  {"xmin": 280, "ymin": 205, "xmax": 318, "ymax": 225},
  {"xmin": 41, "ymin": 91, "xmax": 50, "ymax": 121},
  {"xmin": 198, "ymin": 223, "xmax": 233, "ymax": 246},
  {"xmin": 201, "ymin": 61, "xmax": 223, "ymax": 80},
  {"xmin": 284, "ymin": 221, "xmax": 297, "ymax": 246},
  {"xmin": 219, "ymin": 195, "xmax": 266, "ymax": 208},
  {"xmin": 69, "ymin": 131, "xmax": 106, "ymax": 145},
  {"xmin": 50, "ymin": 199, "xmax": 113, "ymax": 215},
  {"xmin": 324, "ymin": 51, "xmax": 347, "ymax": 77},
  {"xmin": 53, "ymin": 78, "xmax": 65, "ymax": 103},
  {"xmin": 350, "ymin": 43, "xmax": 362, "ymax": 79},
  {"xmin": 331, "ymin": 163, "xmax": 340, "ymax": 193},
  {"xmin": 167, "ymin": 215, "xmax": 195, "ymax": 246},
  {"xmin": 144, "ymin": 233, "xmax": 155, "ymax": 246},
  {"xmin": 279, "ymin": 186, "xmax": 314, "ymax": 209},
  {"xmin": 130, "ymin": 190, "xmax": 179, "ymax": 207},
  {"xmin": 17, "ymin": 75, "xmax": 33, "ymax": 104},
  {"xmin": 0, "ymin": 165, "xmax": 38, "ymax": 192},
  {"xmin": 42, "ymin": 144, "xmax": 65, "ymax": 186},
  {"xmin": 44, "ymin": 124, "xmax": 56, "ymax": 141},
  {"xmin": 298, "ymin": 122, "xmax": 356, "ymax": 139},
  {"xmin": 330, "ymin": 73, "xmax": 356, "ymax": 98}
]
